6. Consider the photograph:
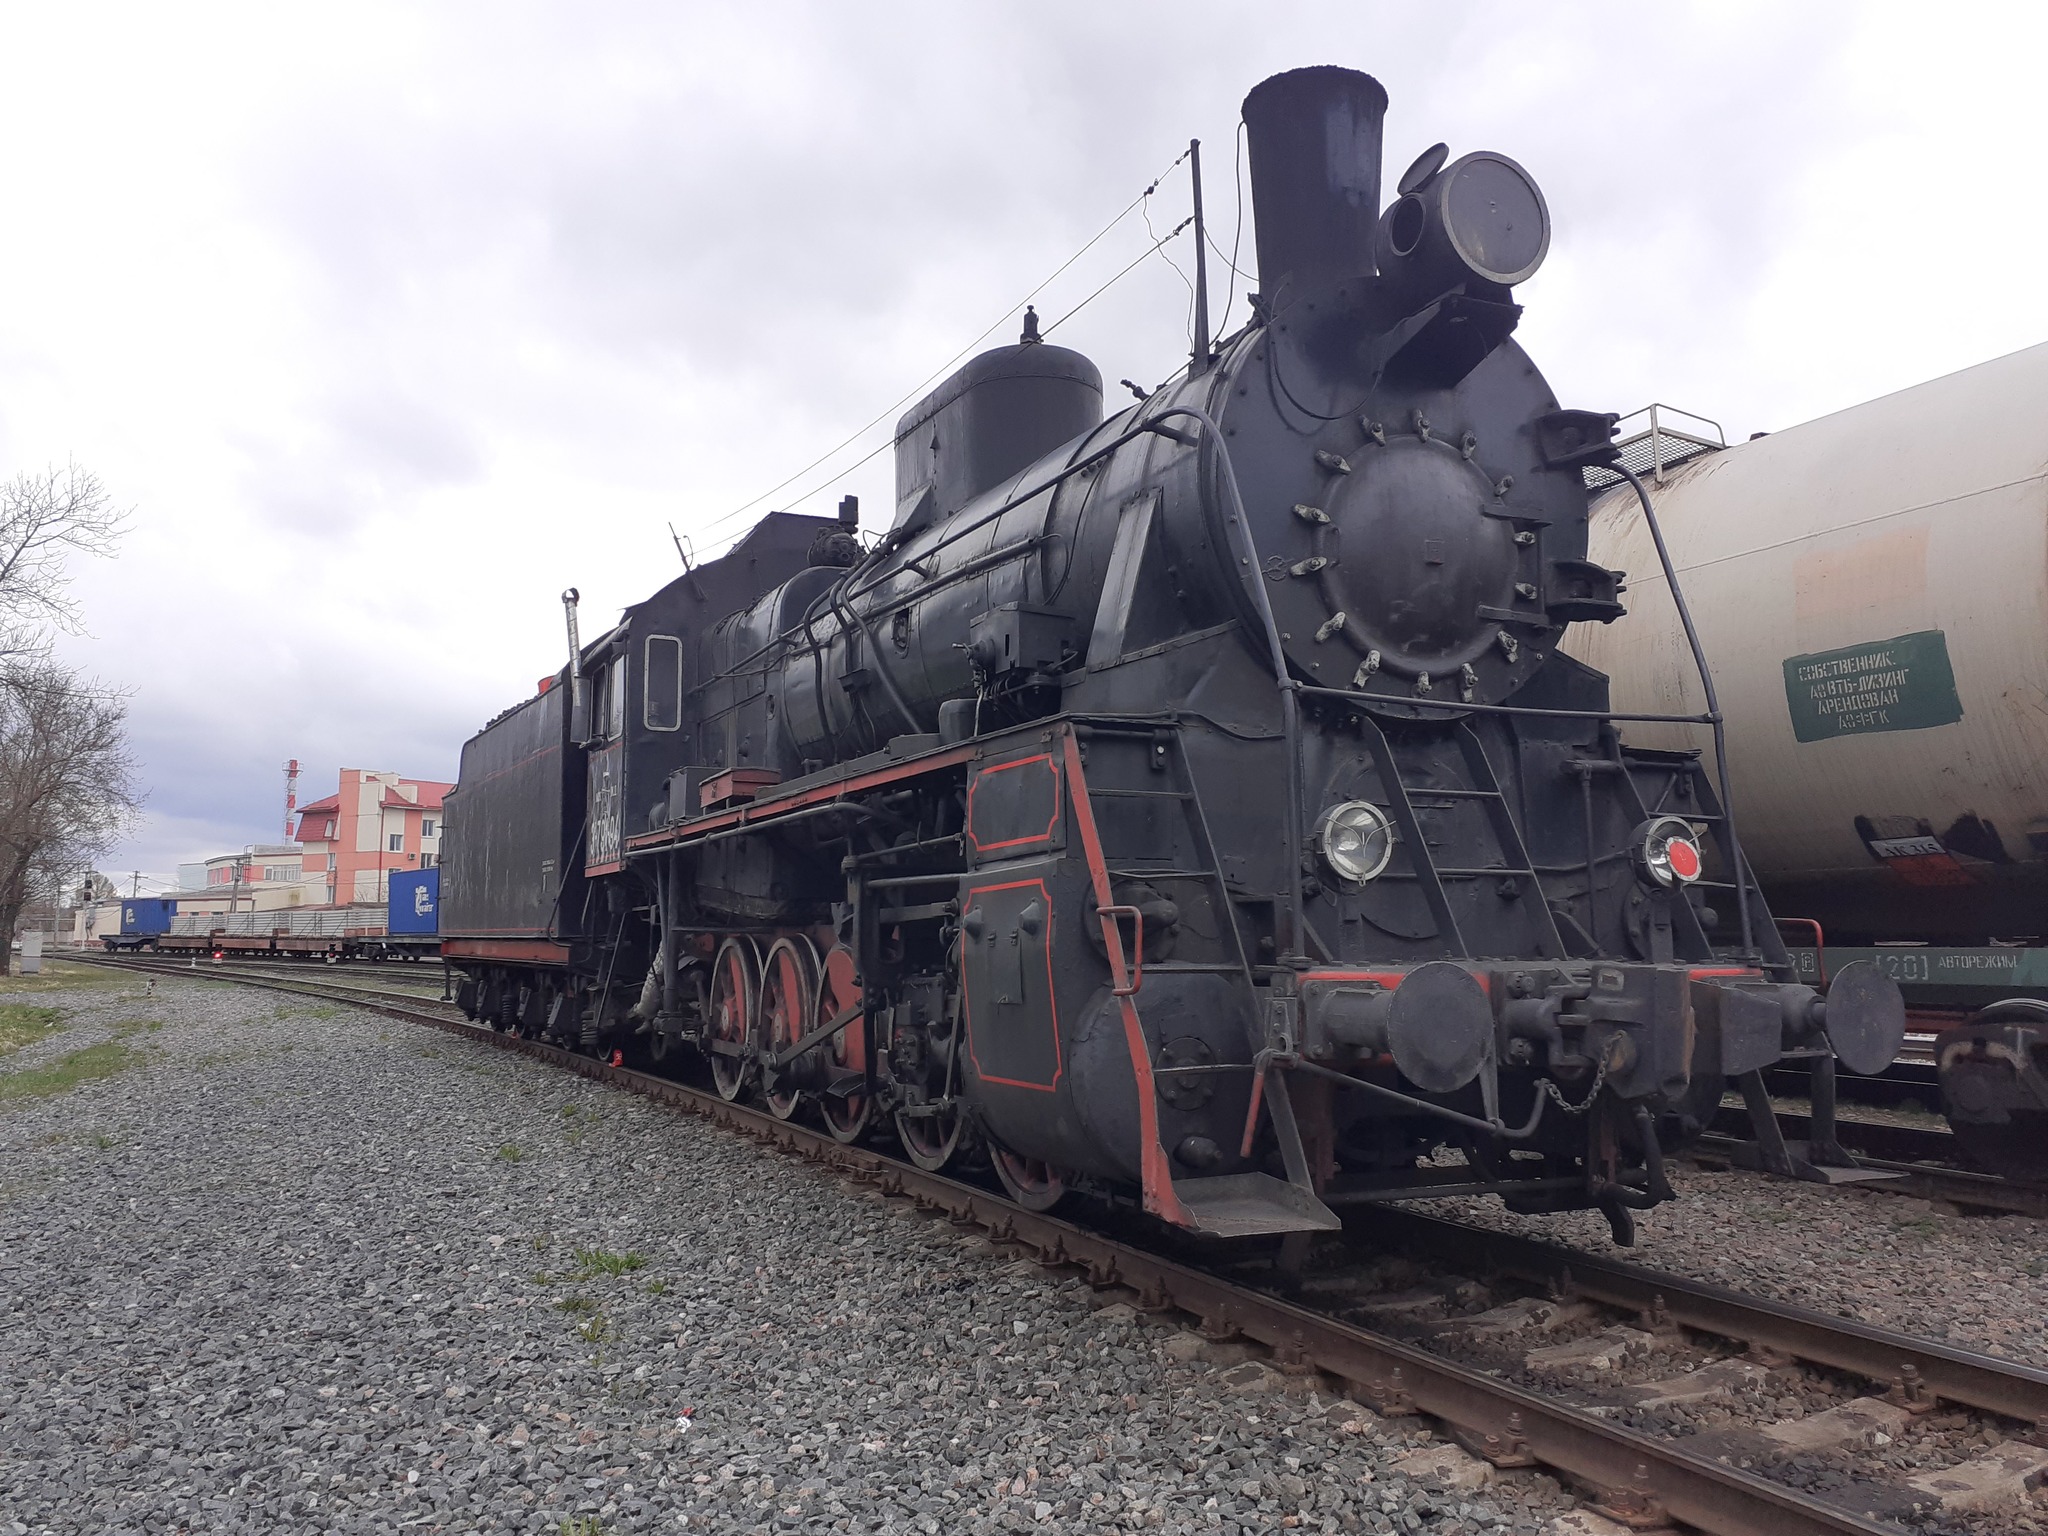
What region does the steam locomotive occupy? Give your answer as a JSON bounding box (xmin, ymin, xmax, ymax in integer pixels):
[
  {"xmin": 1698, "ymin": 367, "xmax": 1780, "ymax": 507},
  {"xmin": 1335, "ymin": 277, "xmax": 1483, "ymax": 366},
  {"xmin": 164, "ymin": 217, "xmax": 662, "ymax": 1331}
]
[{"xmin": 439, "ymin": 66, "xmax": 1905, "ymax": 1244}]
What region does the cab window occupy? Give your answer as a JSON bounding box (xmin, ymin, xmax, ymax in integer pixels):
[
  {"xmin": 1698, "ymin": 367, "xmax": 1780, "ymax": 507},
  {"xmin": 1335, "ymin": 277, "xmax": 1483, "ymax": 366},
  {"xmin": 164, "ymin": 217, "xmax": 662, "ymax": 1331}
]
[{"xmin": 644, "ymin": 635, "xmax": 683, "ymax": 731}]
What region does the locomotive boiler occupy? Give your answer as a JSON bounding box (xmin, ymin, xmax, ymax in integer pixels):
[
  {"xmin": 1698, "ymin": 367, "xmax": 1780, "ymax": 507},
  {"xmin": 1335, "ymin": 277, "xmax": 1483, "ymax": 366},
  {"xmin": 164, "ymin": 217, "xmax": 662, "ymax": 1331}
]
[
  {"xmin": 1575, "ymin": 344, "xmax": 2048, "ymax": 1178},
  {"xmin": 440, "ymin": 66, "xmax": 1905, "ymax": 1243}
]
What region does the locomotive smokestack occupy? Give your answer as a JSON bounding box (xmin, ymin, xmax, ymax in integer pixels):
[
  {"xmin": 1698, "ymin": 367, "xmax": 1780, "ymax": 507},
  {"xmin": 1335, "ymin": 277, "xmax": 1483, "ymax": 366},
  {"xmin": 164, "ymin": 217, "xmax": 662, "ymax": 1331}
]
[{"xmin": 1241, "ymin": 66, "xmax": 1389, "ymax": 307}]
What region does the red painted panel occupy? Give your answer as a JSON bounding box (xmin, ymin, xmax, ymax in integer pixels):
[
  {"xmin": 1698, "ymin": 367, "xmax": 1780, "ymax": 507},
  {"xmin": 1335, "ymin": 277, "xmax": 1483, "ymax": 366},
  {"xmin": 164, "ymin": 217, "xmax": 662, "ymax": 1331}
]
[
  {"xmin": 965, "ymin": 753, "xmax": 1061, "ymax": 854},
  {"xmin": 960, "ymin": 877, "xmax": 1062, "ymax": 1093}
]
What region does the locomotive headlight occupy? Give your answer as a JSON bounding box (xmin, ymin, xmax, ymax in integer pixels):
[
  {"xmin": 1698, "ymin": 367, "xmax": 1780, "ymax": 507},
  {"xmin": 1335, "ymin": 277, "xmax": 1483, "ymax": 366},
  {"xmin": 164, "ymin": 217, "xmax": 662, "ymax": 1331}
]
[
  {"xmin": 1317, "ymin": 801, "xmax": 1395, "ymax": 885},
  {"xmin": 1633, "ymin": 815, "xmax": 1704, "ymax": 889}
]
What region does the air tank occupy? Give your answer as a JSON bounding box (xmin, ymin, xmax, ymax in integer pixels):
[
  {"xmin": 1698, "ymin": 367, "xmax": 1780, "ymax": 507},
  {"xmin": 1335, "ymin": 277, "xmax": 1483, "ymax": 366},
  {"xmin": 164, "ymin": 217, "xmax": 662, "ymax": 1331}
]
[{"xmin": 1571, "ymin": 342, "xmax": 2048, "ymax": 943}]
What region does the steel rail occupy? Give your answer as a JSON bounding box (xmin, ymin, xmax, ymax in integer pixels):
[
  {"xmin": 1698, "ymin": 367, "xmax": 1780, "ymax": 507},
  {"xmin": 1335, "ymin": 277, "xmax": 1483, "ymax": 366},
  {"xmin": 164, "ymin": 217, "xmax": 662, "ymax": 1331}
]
[
  {"xmin": 1348, "ymin": 1206, "xmax": 2048, "ymax": 1423},
  {"xmin": 1706, "ymin": 1104, "xmax": 1955, "ymax": 1166},
  {"xmin": 59, "ymin": 953, "xmax": 1969, "ymax": 1535},
  {"xmin": 1690, "ymin": 1130, "xmax": 2048, "ymax": 1220}
]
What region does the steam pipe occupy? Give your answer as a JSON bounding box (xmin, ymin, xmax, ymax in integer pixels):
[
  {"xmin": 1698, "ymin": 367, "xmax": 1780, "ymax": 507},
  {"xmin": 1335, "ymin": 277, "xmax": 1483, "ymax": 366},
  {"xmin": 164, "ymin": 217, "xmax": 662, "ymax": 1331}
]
[
  {"xmin": 1189, "ymin": 138, "xmax": 1211, "ymax": 374},
  {"xmin": 562, "ymin": 588, "xmax": 585, "ymax": 736},
  {"xmin": 1146, "ymin": 403, "xmax": 1306, "ymax": 965}
]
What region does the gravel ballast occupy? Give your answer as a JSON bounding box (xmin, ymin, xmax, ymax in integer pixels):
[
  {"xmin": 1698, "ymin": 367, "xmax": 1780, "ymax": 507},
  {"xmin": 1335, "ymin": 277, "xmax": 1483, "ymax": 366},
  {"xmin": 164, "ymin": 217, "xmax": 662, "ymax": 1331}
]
[
  {"xmin": 1417, "ymin": 1160, "xmax": 2048, "ymax": 1370},
  {"xmin": 1, "ymin": 966, "xmax": 1581, "ymax": 1536}
]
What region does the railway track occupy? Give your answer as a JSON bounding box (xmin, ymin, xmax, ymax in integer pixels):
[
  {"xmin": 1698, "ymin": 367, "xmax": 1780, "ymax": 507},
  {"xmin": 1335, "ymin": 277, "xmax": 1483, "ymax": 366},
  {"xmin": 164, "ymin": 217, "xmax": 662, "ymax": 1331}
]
[
  {"xmin": 1694, "ymin": 1106, "xmax": 2048, "ymax": 1220},
  {"xmin": 67, "ymin": 953, "xmax": 2048, "ymax": 1534}
]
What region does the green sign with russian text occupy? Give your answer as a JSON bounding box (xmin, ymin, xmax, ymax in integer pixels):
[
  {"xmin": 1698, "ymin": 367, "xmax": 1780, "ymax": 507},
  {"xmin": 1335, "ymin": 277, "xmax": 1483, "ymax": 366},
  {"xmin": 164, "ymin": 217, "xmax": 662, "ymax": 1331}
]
[{"xmin": 1781, "ymin": 629, "xmax": 1962, "ymax": 742}]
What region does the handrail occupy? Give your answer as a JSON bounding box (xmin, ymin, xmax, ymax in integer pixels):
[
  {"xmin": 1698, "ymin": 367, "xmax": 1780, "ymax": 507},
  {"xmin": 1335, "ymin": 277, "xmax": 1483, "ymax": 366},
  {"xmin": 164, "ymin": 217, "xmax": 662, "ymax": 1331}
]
[
  {"xmin": 1610, "ymin": 463, "xmax": 1755, "ymax": 957},
  {"xmin": 1138, "ymin": 402, "xmax": 1310, "ymax": 967}
]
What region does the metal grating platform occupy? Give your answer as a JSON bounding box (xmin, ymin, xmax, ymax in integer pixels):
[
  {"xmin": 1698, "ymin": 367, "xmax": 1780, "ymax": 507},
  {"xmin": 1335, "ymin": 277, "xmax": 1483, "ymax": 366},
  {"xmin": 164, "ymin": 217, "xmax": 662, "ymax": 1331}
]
[{"xmin": 1583, "ymin": 402, "xmax": 1727, "ymax": 489}]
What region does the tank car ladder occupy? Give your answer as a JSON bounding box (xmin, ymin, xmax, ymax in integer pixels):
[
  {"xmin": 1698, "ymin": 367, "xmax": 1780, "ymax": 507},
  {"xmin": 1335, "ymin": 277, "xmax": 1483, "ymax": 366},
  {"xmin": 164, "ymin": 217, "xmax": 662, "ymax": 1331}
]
[
  {"xmin": 1353, "ymin": 715, "xmax": 1569, "ymax": 961},
  {"xmin": 1064, "ymin": 721, "xmax": 1340, "ymax": 1238}
]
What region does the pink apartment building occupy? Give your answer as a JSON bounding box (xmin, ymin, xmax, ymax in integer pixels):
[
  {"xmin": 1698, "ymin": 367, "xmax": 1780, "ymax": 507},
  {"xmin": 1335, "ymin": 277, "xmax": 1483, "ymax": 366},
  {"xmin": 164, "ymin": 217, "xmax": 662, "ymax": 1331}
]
[{"xmin": 295, "ymin": 769, "xmax": 453, "ymax": 905}]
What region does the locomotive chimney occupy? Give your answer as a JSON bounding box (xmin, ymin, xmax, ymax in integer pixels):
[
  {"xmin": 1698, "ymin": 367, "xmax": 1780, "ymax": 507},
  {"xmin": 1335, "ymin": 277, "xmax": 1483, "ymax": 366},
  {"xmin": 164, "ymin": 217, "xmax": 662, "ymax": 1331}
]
[{"xmin": 1241, "ymin": 66, "xmax": 1389, "ymax": 307}]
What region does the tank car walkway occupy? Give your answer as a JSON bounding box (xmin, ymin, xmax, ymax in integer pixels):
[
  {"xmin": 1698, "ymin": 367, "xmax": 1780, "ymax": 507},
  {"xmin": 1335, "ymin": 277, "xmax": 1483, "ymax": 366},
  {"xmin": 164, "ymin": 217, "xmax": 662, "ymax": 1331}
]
[{"xmin": 1, "ymin": 962, "xmax": 1581, "ymax": 1536}]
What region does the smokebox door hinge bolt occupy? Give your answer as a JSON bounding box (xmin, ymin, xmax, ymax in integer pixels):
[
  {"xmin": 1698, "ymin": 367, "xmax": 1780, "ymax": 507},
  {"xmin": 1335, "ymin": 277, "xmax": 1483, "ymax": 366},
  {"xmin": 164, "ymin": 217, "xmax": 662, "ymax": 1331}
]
[
  {"xmin": 1515, "ymin": 582, "xmax": 1538, "ymax": 601},
  {"xmin": 1459, "ymin": 664, "xmax": 1478, "ymax": 702},
  {"xmin": 1414, "ymin": 673, "xmax": 1432, "ymax": 696},
  {"xmin": 1494, "ymin": 474, "xmax": 1515, "ymax": 498},
  {"xmin": 1412, "ymin": 410, "xmax": 1431, "ymax": 441},
  {"xmin": 1460, "ymin": 431, "xmax": 1478, "ymax": 460},
  {"xmin": 1497, "ymin": 630, "xmax": 1520, "ymax": 662},
  {"xmin": 1514, "ymin": 530, "xmax": 1537, "ymax": 546},
  {"xmin": 1314, "ymin": 611, "xmax": 1348, "ymax": 642},
  {"xmin": 1360, "ymin": 419, "xmax": 1387, "ymax": 446},
  {"xmin": 1289, "ymin": 556, "xmax": 1329, "ymax": 576},
  {"xmin": 1353, "ymin": 651, "xmax": 1381, "ymax": 688},
  {"xmin": 1292, "ymin": 502, "xmax": 1330, "ymax": 525},
  {"xmin": 1314, "ymin": 449, "xmax": 1352, "ymax": 475}
]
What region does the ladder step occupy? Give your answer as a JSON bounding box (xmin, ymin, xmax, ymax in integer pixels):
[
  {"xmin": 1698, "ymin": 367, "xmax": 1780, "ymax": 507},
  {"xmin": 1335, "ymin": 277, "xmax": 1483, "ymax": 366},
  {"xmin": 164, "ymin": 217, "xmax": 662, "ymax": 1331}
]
[
  {"xmin": 1433, "ymin": 866, "xmax": 1540, "ymax": 879},
  {"xmin": 1104, "ymin": 868, "xmax": 1224, "ymax": 881},
  {"xmin": 1170, "ymin": 1173, "xmax": 1341, "ymax": 1237},
  {"xmin": 1087, "ymin": 788, "xmax": 1196, "ymax": 800},
  {"xmin": 1398, "ymin": 786, "xmax": 1506, "ymax": 802}
]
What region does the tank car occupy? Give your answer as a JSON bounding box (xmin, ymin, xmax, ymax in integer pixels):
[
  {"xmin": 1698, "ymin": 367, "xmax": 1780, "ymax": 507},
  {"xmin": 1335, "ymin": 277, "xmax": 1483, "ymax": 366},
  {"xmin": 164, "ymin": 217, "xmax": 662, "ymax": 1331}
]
[
  {"xmin": 1576, "ymin": 344, "xmax": 2048, "ymax": 1179},
  {"xmin": 442, "ymin": 66, "xmax": 1904, "ymax": 1243}
]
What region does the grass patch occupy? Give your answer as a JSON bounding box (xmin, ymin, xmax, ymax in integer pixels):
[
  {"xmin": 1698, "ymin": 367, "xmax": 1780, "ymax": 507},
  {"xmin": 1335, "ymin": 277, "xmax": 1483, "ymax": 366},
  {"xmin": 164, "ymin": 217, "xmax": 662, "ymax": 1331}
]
[
  {"xmin": 643, "ymin": 1278, "xmax": 670, "ymax": 1297},
  {"xmin": 0, "ymin": 960, "xmax": 128, "ymax": 995},
  {"xmin": 568, "ymin": 1248, "xmax": 646, "ymax": 1279},
  {"xmin": 0, "ymin": 1002, "xmax": 62, "ymax": 1057},
  {"xmin": 0, "ymin": 1030, "xmax": 145, "ymax": 1105},
  {"xmin": 576, "ymin": 1314, "xmax": 609, "ymax": 1345},
  {"xmin": 560, "ymin": 1517, "xmax": 608, "ymax": 1536},
  {"xmin": 273, "ymin": 1002, "xmax": 340, "ymax": 1023},
  {"xmin": 498, "ymin": 1143, "xmax": 524, "ymax": 1162},
  {"xmin": 554, "ymin": 1293, "xmax": 597, "ymax": 1315}
]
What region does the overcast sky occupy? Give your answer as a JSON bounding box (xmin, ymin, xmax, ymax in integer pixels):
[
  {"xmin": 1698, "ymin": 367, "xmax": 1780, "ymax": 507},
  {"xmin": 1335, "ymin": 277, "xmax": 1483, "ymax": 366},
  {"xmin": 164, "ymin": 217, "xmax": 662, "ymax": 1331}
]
[{"xmin": 5, "ymin": 1, "xmax": 2046, "ymax": 891}]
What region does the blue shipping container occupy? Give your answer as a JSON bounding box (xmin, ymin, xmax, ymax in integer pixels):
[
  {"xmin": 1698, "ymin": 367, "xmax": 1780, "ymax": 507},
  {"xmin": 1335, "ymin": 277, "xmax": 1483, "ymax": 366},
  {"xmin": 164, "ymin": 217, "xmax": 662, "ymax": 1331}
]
[
  {"xmin": 120, "ymin": 898, "xmax": 176, "ymax": 936},
  {"xmin": 388, "ymin": 868, "xmax": 440, "ymax": 935}
]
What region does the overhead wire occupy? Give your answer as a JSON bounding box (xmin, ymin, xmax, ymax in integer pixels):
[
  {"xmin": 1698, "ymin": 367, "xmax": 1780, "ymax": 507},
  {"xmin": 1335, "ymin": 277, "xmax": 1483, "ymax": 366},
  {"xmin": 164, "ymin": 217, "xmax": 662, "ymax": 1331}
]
[
  {"xmin": 692, "ymin": 148, "xmax": 1195, "ymax": 548},
  {"xmin": 1038, "ymin": 216, "xmax": 1193, "ymax": 340},
  {"xmin": 751, "ymin": 212, "xmax": 1199, "ymax": 523},
  {"xmin": 1141, "ymin": 161, "xmax": 1198, "ymax": 348},
  {"xmin": 1212, "ymin": 120, "xmax": 1250, "ymax": 337},
  {"xmin": 764, "ymin": 220, "xmax": 1198, "ymax": 523}
]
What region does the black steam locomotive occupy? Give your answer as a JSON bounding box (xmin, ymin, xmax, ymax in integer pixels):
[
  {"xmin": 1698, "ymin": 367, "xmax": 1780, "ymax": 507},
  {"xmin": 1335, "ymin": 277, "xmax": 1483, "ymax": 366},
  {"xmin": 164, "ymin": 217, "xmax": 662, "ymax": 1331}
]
[{"xmin": 440, "ymin": 67, "xmax": 1904, "ymax": 1243}]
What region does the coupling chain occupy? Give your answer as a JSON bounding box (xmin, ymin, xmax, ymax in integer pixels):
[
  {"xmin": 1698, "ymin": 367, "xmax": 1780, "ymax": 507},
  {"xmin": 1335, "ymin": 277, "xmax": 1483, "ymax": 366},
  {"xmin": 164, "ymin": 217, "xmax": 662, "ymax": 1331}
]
[{"xmin": 1538, "ymin": 1054, "xmax": 1608, "ymax": 1115}]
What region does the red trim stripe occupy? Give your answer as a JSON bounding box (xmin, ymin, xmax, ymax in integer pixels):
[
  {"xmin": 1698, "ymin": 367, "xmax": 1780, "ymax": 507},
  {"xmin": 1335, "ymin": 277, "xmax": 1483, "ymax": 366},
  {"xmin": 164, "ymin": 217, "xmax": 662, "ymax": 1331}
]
[{"xmin": 1060, "ymin": 727, "xmax": 1191, "ymax": 1228}]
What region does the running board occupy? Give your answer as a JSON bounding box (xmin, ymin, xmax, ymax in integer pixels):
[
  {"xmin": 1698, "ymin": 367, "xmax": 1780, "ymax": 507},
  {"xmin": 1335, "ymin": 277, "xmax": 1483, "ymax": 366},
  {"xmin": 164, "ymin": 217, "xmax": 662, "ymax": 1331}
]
[{"xmin": 1171, "ymin": 1172, "xmax": 1342, "ymax": 1237}]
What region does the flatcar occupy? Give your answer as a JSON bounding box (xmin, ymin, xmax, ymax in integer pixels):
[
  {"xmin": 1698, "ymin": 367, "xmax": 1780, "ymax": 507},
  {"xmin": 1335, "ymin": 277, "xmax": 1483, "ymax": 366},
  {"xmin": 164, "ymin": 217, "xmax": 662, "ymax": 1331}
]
[
  {"xmin": 441, "ymin": 66, "xmax": 1904, "ymax": 1244},
  {"xmin": 146, "ymin": 870, "xmax": 441, "ymax": 963}
]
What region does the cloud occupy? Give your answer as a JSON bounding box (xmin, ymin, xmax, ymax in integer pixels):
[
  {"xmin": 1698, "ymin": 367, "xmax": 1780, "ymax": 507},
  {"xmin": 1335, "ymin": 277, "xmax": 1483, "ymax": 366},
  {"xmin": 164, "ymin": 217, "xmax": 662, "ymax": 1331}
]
[{"xmin": 6, "ymin": 0, "xmax": 2048, "ymax": 885}]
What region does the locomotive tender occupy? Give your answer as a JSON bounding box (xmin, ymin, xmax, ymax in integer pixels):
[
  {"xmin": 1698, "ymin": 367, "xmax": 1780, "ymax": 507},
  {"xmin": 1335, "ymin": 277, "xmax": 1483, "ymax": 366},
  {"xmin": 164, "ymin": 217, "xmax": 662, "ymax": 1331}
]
[{"xmin": 441, "ymin": 66, "xmax": 1904, "ymax": 1243}]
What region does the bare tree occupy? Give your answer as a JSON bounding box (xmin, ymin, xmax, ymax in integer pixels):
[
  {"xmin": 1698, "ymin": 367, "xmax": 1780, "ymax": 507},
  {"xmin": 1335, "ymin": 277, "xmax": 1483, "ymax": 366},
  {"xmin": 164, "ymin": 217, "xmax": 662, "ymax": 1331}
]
[
  {"xmin": 0, "ymin": 660, "xmax": 140, "ymax": 973},
  {"xmin": 0, "ymin": 462, "xmax": 127, "ymax": 662}
]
